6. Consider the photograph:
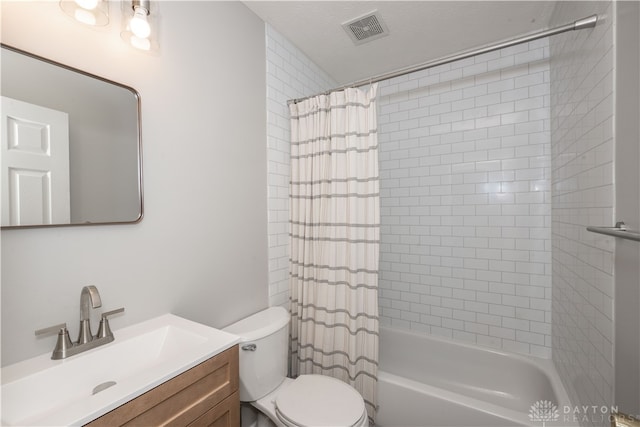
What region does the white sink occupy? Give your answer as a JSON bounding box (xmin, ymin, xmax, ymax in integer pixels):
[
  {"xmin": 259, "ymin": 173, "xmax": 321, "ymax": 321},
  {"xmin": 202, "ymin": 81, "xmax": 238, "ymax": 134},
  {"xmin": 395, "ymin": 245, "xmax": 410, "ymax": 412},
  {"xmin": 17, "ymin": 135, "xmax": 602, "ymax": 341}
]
[{"xmin": 1, "ymin": 314, "xmax": 240, "ymax": 426}]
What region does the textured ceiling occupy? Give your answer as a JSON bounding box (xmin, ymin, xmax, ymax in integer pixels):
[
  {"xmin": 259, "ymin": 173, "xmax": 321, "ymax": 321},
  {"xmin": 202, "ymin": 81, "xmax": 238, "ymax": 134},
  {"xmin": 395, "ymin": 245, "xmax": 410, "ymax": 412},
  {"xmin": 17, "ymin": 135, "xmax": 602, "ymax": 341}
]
[{"xmin": 243, "ymin": 1, "xmax": 557, "ymax": 85}]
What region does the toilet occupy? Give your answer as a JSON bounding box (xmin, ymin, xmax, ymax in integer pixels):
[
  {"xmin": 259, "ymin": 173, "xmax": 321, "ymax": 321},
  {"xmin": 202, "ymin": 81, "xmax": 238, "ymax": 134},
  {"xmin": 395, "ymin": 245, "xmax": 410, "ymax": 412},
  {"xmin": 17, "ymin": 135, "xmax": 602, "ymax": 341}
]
[{"xmin": 223, "ymin": 306, "xmax": 369, "ymax": 427}]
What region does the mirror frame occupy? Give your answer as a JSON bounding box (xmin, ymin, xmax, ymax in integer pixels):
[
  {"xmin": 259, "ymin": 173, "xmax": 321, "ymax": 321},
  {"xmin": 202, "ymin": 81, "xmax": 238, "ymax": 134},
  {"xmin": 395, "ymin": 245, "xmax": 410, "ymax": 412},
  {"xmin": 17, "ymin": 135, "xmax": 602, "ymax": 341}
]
[{"xmin": 1, "ymin": 44, "xmax": 144, "ymax": 229}]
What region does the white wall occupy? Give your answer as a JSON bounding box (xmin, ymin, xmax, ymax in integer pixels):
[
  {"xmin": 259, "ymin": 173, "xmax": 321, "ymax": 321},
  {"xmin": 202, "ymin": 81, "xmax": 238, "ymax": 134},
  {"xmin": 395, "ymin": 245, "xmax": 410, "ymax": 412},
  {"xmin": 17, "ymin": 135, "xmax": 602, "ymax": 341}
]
[
  {"xmin": 265, "ymin": 24, "xmax": 337, "ymax": 307},
  {"xmin": 1, "ymin": 1, "xmax": 268, "ymax": 365},
  {"xmin": 549, "ymin": 2, "xmax": 615, "ymax": 423}
]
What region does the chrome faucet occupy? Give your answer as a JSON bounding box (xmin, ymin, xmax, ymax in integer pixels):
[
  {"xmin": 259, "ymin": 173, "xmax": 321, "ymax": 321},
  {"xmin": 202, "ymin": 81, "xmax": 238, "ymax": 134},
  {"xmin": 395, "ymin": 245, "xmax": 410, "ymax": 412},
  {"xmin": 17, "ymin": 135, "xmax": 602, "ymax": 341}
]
[
  {"xmin": 78, "ymin": 285, "xmax": 102, "ymax": 344},
  {"xmin": 35, "ymin": 285, "xmax": 124, "ymax": 360}
]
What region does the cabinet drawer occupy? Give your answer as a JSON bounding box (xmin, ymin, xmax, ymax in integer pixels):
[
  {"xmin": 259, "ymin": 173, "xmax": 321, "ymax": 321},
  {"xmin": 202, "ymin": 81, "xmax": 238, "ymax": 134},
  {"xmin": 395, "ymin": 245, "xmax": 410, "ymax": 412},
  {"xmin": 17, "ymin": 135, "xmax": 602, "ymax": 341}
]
[
  {"xmin": 86, "ymin": 345, "xmax": 239, "ymax": 427},
  {"xmin": 187, "ymin": 391, "xmax": 240, "ymax": 427}
]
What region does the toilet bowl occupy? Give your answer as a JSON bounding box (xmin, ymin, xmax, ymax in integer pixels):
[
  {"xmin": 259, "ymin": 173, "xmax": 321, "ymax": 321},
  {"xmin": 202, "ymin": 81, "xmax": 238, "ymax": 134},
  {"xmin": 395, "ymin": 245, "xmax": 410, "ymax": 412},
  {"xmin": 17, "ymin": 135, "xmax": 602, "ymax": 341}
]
[
  {"xmin": 254, "ymin": 376, "xmax": 368, "ymax": 427},
  {"xmin": 223, "ymin": 307, "xmax": 369, "ymax": 427}
]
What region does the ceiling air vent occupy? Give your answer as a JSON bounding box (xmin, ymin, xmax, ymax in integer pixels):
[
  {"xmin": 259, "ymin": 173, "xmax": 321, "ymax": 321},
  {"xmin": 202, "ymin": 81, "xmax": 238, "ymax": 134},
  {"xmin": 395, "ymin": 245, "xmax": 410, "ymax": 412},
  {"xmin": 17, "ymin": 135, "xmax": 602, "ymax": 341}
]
[{"xmin": 342, "ymin": 10, "xmax": 389, "ymax": 45}]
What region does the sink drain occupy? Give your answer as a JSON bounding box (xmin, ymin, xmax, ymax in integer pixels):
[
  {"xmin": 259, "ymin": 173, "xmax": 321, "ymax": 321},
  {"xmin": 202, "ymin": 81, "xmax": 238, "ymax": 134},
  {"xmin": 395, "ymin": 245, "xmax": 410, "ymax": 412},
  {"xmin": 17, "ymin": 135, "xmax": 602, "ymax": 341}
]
[{"xmin": 92, "ymin": 381, "xmax": 117, "ymax": 395}]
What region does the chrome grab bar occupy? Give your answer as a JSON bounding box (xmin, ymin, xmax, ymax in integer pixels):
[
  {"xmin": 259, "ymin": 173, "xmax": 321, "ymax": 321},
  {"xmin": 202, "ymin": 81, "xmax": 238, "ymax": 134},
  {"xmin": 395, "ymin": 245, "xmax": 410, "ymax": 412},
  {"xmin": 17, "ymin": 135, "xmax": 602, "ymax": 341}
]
[{"xmin": 587, "ymin": 221, "xmax": 640, "ymax": 242}]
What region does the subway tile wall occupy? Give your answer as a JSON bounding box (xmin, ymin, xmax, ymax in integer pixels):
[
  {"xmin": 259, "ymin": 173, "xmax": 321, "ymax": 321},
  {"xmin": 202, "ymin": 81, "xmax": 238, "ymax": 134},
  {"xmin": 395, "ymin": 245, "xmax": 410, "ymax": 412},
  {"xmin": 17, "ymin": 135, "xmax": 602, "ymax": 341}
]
[
  {"xmin": 377, "ymin": 39, "xmax": 553, "ymax": 358},
  {"xmin": 266, "ymin": 25, "xmax": 554, "ymax": 356},
  {"xmin": 265, "ymin": 24, "xmax": 337, "ymax": 307},
  {"xmin": 549, "ymin": 1, "xmax": 615, "ymax": 421},
  {"xmin": 264, "ymin": 8, "xmax": 621, "ymax": 420}
]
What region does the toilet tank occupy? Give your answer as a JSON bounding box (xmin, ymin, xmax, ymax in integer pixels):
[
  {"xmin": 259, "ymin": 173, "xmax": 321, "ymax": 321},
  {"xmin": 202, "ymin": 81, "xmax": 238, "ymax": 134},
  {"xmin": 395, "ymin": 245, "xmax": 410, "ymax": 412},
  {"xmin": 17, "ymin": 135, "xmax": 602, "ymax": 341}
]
[{"xmin": 223, "ymin": 306, "xmax": 290, "ymax": 402}]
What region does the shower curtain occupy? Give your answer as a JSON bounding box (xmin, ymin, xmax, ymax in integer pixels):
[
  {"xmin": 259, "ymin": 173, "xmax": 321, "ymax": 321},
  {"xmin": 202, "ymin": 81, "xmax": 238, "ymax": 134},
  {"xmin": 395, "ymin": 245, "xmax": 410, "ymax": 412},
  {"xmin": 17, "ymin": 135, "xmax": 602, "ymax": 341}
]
[{"xmin": 288, "ymin": 85, "xmax": 379, "ymax": 422}]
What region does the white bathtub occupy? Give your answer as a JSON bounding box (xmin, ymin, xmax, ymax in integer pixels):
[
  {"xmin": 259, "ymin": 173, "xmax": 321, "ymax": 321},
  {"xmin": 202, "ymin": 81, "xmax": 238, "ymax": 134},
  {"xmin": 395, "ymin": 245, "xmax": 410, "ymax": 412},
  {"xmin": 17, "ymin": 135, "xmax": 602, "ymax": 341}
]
[{"xmin": 376, "ymin": 327, "xmax": 575, "ymax": 427}]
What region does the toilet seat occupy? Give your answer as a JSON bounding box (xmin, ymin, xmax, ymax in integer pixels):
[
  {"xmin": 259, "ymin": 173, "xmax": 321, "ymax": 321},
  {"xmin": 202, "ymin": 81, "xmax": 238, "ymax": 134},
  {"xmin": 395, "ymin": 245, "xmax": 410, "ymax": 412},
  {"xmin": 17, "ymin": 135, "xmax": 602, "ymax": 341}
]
[{"xmin": 274, "ymin": 375, "xmax": 367, "ymax": 427}]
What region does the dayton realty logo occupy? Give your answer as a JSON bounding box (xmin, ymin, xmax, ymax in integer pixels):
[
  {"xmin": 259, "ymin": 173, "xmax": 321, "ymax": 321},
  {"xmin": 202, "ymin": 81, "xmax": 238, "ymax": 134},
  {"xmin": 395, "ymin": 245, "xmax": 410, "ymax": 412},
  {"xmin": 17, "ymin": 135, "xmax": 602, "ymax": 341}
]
[{"xmin": 529, "ymin": 400, "xmax": 560, "ymax": 426}]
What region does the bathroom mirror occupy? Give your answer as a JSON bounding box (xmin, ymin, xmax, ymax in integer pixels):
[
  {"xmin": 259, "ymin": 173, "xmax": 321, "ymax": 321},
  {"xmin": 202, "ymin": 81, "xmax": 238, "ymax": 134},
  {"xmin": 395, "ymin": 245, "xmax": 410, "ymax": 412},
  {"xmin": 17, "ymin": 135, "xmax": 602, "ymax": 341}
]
[{"xmin": 1, "ymin": 44, "xmax": 143, "ymax": 228}]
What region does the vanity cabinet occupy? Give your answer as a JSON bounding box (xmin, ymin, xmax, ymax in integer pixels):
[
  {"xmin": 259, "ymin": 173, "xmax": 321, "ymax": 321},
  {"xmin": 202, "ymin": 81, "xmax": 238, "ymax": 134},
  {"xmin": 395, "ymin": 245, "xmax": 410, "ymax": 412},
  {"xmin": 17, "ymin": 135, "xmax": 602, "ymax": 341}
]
[{"xmin": 85, "ymin": 345, "xmax": 239, "ymax": 427}]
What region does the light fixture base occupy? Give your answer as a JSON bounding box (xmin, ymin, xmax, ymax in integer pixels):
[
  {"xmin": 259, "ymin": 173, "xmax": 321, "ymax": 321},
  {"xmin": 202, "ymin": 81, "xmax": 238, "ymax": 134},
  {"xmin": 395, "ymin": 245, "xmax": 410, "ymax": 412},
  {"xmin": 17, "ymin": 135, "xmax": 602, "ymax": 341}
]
[{"xmin": 132, "ymin": 0, "xmax": 150, "ymax": 13}]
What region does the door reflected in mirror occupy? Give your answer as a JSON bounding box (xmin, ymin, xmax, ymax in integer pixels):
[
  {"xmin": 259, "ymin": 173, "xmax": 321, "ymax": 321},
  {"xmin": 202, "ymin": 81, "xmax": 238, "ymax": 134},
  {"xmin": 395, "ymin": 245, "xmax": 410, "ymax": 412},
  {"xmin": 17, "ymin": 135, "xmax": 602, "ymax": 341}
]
[{"xmin": 0, "ymin": 44, "xmax": 143, "ymax": 228}]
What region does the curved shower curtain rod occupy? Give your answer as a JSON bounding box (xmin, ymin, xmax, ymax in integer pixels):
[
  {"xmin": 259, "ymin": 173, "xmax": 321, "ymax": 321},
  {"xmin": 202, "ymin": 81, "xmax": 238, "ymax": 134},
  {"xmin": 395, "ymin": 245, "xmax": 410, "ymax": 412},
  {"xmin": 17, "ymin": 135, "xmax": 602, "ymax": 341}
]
[{"xmin": 288, "ymin": 14, "xmax": 598, "ymax": 105}]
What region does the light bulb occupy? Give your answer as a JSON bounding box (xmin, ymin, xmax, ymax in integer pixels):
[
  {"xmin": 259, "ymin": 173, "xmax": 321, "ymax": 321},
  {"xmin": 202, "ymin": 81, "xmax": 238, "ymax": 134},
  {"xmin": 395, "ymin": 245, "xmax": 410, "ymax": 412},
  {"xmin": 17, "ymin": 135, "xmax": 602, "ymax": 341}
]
[
  {"xmin": 129, "ymin": 7, "xmax": 151, "ymax": 39},
  {"xmin": 74, "ymin": 0, "xmax": 98, "ymax": 10}
]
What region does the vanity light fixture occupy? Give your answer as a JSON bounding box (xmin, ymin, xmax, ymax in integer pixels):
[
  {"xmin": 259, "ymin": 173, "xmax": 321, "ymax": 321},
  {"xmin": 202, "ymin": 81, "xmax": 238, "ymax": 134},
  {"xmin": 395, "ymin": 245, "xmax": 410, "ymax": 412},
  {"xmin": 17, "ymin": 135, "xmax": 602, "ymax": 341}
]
[
  {"xmin": 121, "ymin": 0, "xmax": 157, "ymax": 52},
  {"xmin": 59, "ymin": 0, "xmax": 109, "ymax": 26}
]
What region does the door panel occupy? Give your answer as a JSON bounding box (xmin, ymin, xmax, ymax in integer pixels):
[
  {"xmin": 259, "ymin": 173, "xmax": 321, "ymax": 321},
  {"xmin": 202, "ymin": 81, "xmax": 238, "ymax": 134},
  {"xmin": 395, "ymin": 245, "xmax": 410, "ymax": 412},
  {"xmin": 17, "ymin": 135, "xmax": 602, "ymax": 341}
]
[{"xmin": 1, "ymin": 96, "xmax": 70, "ymax": 226}]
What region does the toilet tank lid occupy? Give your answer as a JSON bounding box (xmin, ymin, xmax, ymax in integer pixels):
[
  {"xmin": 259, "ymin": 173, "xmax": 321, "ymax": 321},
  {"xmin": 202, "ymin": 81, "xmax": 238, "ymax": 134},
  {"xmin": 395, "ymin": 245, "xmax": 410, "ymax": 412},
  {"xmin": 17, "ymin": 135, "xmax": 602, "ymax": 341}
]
[{"xmin": 223, "ymin": 306, "xmax": 290, "ymax": 342}]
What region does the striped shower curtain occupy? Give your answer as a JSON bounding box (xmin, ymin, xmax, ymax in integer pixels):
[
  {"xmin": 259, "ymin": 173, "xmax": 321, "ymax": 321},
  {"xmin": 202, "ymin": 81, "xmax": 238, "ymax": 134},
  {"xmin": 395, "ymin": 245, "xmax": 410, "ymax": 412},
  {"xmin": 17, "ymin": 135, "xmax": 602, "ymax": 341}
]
[{"xmin": 288, "ymin": 85, "xmax": 379, "ymax": 422}]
